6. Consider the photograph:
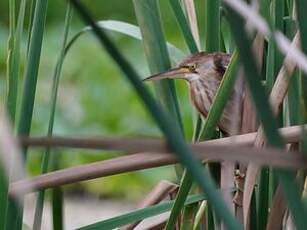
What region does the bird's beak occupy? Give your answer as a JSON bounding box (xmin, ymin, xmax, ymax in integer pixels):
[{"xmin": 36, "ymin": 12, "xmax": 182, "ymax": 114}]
[{"xmin": 143, "ymin": 67, "xmax": 190, "ymax": 81}]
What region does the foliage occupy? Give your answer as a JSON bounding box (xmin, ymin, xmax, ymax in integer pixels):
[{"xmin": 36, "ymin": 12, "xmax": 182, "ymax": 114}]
[{"xmin": 1, "ymin": 0, "xmax": 307, "ymax": 229}]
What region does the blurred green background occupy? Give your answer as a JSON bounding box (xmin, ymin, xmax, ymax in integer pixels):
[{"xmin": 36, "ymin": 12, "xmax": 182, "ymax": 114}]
[{"xmin": 0, "ymin": 0, "xmax": 206, "ymax": 200}]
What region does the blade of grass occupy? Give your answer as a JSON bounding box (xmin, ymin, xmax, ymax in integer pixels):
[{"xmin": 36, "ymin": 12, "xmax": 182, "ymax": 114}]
[
  {"xmin": 4, "ymin": 0, "xmax": 25, "ymax": 228},
  {"xmin": 6, "ymin": 0, "xmax": 49, "ymax": 228},
  {"xmin": 65, "ymin": 20, "xmax": 185, "ymax": 64},
  {"xmin": 133, "ymin": 0, "xmax": 183, "ymax": 133},
  {"xmin": 258, "ymin": 1, "xmax": 285, "ymax": 228},
  {"xmin": 69, "ymin": 1, "xmax": 242, "ymax": 229},
  {"xmin": 6, "ymin": 0, "xmax": 26, "ymax": 124},
  {"xmin": 294, "ymin": 6, "xmax": 307, "ymax": 230},
  {"xmin": 133, "ymin": 0, "xmax": 184, "ymax": 193},
  {"xmin": 296, "ymin": 0, "xmax": 307, "ymax": 122},
  {"xmin": 205, "ymin": 1, "xmax": 221, "ymax": 227},
  {"xmin": 266, "ymin": 0, "xmax": 285, "ymax": 91},
  {"xmin": 78, "ymin": 194, "xmax": 206, "ymax": 230},
  {"xmin": 32, "ymin": 3, "xmax": 72, "ymax": 230},
  {"xmin": 51, "ymin": 187, "xmax": 64, "ymax": 230},
  {"xmin": 26, "ymin": 0, "xmax": 37, "ymax": 54},
  {"xmin": 17, "ymin": 0, "xmax": 48, "ymax": 139},
  {"xmin": 0, "ymin": 165, "xmax": 8, "ymax": 230},
  {"xmin": 166, "ymin": 0, "xmax": 200, "ymax": 227},
  {"xmin": 169, "ymin": 0, "xmax": 199, "ymax": 53},
  {"xmin": 6, "ymin": 0, "xmax": 15, "ymax": 120},
  {"xmin": 225, "ymin": 5, "xmax": 307, "ymax": 229},
  {"xmin": 169, "ymin": 0, "xmax": 202, "ymax": 141},
  {"xmin": 0, "ymin": 107, "xmax": 28, "ymax": 230},
  {"xmin": 205, "ymin": 0, "xmax": 220, "ymax": 52}
]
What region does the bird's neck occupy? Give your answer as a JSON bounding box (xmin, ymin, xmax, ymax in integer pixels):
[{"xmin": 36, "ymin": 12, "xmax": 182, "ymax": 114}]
[{"xmin": 188, "ymin": 78, "xmax": 221, "ymax": 117}]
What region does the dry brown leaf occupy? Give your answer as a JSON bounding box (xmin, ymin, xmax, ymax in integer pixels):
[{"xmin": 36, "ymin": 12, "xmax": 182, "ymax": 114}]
[
  {"xmin": 183, "ymin": 0, "xmax": 201, "ymax": 49},
  {"xmin": 9, "ymin": 143, "xmax": 307, "ymax": 196},
  {"xmin": 19, "ymin": 124, "xmax": 305, "ymax": 151},
  {"xmin": 265, "ymin": 186, "xmax": 286, "ymax": 230}
]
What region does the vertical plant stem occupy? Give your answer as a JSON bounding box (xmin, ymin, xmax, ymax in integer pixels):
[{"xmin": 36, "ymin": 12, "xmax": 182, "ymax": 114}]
[
  {"xmin": 51, "ymin": 155, "xmax": 64, "ymax": 230},
  {"xmin": 205, "ymin": 0, "xmax": 220, "ymax": 52},
  {"xmin": 6, "ymin": 0, "xmax": 26, "ymax": 124},
  {"xmin": 133, "ymin": 0, "xmax": 183, "ymax": 132},
  {"xmin": 133, "ymin": 0, "xmax": 184, "ymax": 186},
  {"xmin": 205, "ymin": 1, "xmax": 221, "ymax": 227},
  {"xmin": 295, "ymin": 0, "xmax": 307, "ymax": 122},
  {"xmin": 6, "ymin": 0, "xmax": 49, "ymax": 229},
  {"xmin": 70, "ymin": 1, "xmax": 241, "ymax": 229},
  {"xmin": 226, "ymin": 5, "xmax": 307, "ymax": 229},
  {"xmin": 168, "ymin": 0, "xmax": 201, "ymax": 226},
  {"xmin": 6, "ymin": 0, "xmax": 16, "ymax": 122},
  {"xmin": 26, "ymin": 0, "xmax": 37, "ymax": 54},
  {"xmin": 52, "ymin": 188, "xmax": 64, "ymax": 230},
  {"xmin": 17, "ymin": 0, "xmax": 48, "ymax": 138},
  {"xmin": 259, "ymin": 1, "xmax": 285, "ymax": 227},
  {"xmin": 169, "ymin": 0, "xmax": 199, "ymax": 53},
  {"xmin": 3, "ymin": 0, "xmax": 17, "ymax": 228},
  {"xmin": 0, "ymin": 164, "xmax": 8, "ymax": 230},
  {"xmin": 32, "ymin": 4, "xmax": 72, "ymax": 230}
]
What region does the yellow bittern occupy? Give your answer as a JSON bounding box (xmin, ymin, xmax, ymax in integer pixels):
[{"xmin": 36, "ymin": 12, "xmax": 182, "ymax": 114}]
[{"xmin": 144, "ymin": 52, "xmax": 244, "ymax": 135}]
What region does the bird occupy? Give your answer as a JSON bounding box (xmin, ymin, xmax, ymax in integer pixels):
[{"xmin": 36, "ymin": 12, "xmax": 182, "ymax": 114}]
[{"xmin": 143, "ymin": 52, "xmax": 245, "ymax": 135}]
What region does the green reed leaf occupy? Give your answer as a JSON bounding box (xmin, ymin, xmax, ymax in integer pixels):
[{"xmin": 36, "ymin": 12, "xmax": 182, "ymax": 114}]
[{"xmin": 70, "ymin": 1, "xmax": 241, "ymax": 229}]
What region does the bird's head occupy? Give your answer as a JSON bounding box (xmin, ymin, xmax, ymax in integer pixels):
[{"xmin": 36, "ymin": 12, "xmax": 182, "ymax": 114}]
[{"xmin": 143, "ymin": 52, "xmax": 230, "ymax": 82}]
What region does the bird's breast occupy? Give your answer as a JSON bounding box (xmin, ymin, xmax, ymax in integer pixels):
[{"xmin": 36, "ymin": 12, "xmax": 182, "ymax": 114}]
[{"xmin": 189, "ymin": 80, "xmax": 217, "ymax": 117}]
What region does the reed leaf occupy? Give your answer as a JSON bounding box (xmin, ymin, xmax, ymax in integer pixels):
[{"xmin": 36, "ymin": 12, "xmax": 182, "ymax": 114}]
[
  {"xmin": 205, "ymin": 0, "xmax": 220, "ymax": 52},
  {"xmin": 26, "ymin": 0, "xmax": 36, "ymax": 54},
  {"xmin": 17, "ymin": 0, "xmax": 48, "ymax": 138},
  {"xmin": 78, "ymin": 194, "xmax": 206, "ymax": 230},
  {"xmin": 296, "ymin": 0, "xmax": 307, "ymax": 121},
  {"xmin": 133, "ymin": 0, "xmax": 183, "ymax": 132},
  {"xmin": 226, "ymin": 5, "xmax": 307, "ymax": 229},
  {"xmin": 165, "ymin": 0, "xmax": 200, "ymax": 227},
  {"xmin": 259, "ymin": 1, "xmax": 285, "ymax": 228},
  {"xmin": 69, "ymin": 1, "xmax": 242, "ymax": 228},
  {"xmin": 204, "ymin": 1, "xmax": 221, "ymax": 227},
  {"xmin": 65, "ymin": 20, "xmax": 185, "ymax": 64},
  {"xmin": 169, "ymin": 0, "xmax": 199, "ymax": 53},
  {"xmin": 0, "ymin": 165, "xmax": 8, "ymax": 230},
  {"xmin": 32, "ymin": 3, "xmax": 72, "ymax": 230},
  {"xmin": 52, "ymin": 187, "xmax": 64, "ymax": 230},
  {"xmin": 4, "ymin": 0, "xmax": 25, "ymax": 228},
  {"xmin": 6, "ymin": 0, "xmax": 26, "ymax": 123},
  {"xmin": 6, "ymin": 0, "xmax": 49, "ymax": 228}
]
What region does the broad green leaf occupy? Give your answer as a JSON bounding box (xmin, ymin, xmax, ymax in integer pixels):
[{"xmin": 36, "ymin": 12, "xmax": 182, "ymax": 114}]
[
  {"xmin": 32, "ymin": 3, "xmax": 72, "ymax": 230},
  {"xmin": 65, "ymin": 20, "xmax": 185, "ymax": 64},
  {"xmin": 70, "ymin": 1, "xmax": 241, "ymax": 229},
  {"xmin": 78, "ymin": 194, "xmax": 206, "ymax": 230}
]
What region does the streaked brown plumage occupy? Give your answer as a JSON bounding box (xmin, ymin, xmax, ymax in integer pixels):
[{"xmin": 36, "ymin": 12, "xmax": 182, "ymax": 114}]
[{"xmin": 144, "ymin": 52, "xmax": 244, "ymax": 135}]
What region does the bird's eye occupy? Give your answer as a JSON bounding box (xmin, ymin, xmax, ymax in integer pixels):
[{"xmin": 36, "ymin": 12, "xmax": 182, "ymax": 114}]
[{"xmin": 188, "ymin": 64, "xmax": 197, "ymax": 72}]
